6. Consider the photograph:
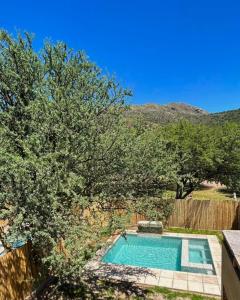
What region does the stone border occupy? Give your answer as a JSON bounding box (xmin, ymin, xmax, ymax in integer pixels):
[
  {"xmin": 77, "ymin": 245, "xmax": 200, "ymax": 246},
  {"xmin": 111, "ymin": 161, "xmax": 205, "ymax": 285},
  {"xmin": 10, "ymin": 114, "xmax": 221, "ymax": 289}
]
[{"xmin": 85, "ymin": 231, "xmax": 221, "ymax": 297}]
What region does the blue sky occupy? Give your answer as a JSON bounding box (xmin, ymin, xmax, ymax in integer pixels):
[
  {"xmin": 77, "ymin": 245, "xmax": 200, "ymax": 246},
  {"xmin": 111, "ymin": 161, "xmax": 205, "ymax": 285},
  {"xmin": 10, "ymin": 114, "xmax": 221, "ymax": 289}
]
[{"xmin": 1, "ymin": 0, "xmax": 240, "ymax": 112}]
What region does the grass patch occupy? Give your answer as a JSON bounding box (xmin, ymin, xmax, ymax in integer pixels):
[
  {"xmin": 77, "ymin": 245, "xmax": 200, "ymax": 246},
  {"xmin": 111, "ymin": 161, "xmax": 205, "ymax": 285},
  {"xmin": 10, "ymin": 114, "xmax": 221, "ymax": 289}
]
[
  {"xmin": 146, "ymin": 286, "xmax": 218, "ymax": 300},
  {"xmin": 192, "ymin": 188, "xmax": 233, "ymax": 201},
  {"xmin": 164, "ymin": 186, "xmax": 234, "ymax": 201},
  {"xmin": 166, "ymin": 227, "xmax": 223, "ymax": 242}
]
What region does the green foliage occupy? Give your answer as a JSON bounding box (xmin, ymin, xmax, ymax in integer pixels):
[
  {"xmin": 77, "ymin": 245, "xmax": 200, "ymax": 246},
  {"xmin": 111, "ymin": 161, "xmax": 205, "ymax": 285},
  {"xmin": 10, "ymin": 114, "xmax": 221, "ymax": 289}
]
[
  {"xmin": 122, "ymin": 125, "xmax": 178, "ymax": 197},
  {"xmin": 0, "ymin": 30, "xmax": 132, "ymax": 281},
  {"xmin": 207, "ymin": 108, "xmax": 240, "ymax": 124},
  {"xmin": 213, "ymin": 122, "xmax": 240, "ymax": 194},
  {"xmin": 133, "ymin": 197, "xmax": 175, "ymax": 223},
  {"xmin": 0, "ymin": 30, "xmax": 175, "ymax": 283},
  {"xmin": 162, "ymin": 120, "xmax": 217, "ymax": 198},
  {"xmin": 144, "ymin": 119, "xmax": 240, "ymax": 199}
]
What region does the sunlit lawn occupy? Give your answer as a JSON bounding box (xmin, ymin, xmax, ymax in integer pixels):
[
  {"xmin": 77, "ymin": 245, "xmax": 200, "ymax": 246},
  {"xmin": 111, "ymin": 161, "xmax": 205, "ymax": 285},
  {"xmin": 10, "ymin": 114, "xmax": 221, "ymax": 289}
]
[
  {"xmin": 192, "ymin": 187, "xmax": 234, "ymax": 201},
  {"xmin": 165, "ymin": 185, "xmax": 235, "ymax": 201}
]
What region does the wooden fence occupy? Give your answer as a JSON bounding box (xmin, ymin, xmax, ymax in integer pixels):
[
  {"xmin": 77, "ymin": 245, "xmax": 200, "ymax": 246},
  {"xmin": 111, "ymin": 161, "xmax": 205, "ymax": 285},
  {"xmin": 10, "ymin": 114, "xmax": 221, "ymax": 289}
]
[
  {"xmin": 130, "ymin": 199, "xmax": 240, "ymax": 230},
  {"xmin": 0, "ymin": 243, "xmax": 36, "ymax": 300}
]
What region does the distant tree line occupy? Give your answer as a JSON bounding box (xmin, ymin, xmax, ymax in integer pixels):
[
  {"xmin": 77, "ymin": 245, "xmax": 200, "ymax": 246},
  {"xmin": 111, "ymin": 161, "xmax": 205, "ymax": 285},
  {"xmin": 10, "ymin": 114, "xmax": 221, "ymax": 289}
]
[{"xmin": 137, "ymin": 120, "xmax": 240, "ymax": 199}]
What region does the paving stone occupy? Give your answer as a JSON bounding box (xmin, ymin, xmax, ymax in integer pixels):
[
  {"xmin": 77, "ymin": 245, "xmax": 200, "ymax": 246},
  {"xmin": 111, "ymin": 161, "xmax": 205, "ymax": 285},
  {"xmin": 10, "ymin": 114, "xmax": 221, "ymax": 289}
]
[
  {"xmin": 203, "ymin": 283, "xmax": 221, "ymax": 295},
  {"xmin": 214, "ymin": 255, "xmax": 222, "ymax": 262},
  {"xmin": 161, "ymin": 270, "xmax": 174, "ymax": 278},
  {"xmin": 158, "ymin": 277, "xmax": 173, "ymax": 288},
  {"xmin": 188, "ymin": 280, "xmax": 204, "ymax": 293},
  {"xmin": 144, "ymin": 274, "xmax": 160, "ymax": 285},
  {"xmin": 136, "ymin": 275, "xmax": 147, "ymax": 284},
  {"xmin": 148, "ymin": 269, "xmax": 162, "ymax": 277},
  {"xmin": 203, "ymin": 275, "xmax": 218, "ymax": 284},
  {"xmin": 187, "ymin": 274, "xmax": 203, "ymax": 282},
  {"xmin": 173, "ymin": 279, "xmax": 188, "ymax": 290},
  {"xmin": 174, "ymin": 272, "xmax": 188, "ymax": 280}
]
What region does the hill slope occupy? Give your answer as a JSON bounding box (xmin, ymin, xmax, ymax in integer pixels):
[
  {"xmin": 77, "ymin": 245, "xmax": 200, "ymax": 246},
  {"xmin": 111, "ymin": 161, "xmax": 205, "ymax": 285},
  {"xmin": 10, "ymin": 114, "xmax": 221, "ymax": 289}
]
[
  {"xmin": 127, "ymin": 103, "xmax": 240, "ymax": 124},
  {"xmin": 204, "ymin": 108, "xmax": 240, "ymax": 124}
]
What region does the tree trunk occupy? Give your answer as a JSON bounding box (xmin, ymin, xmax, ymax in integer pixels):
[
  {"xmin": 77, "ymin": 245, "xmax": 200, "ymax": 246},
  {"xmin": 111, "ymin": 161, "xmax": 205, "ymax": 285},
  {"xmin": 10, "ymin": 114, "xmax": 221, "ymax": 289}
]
[
  {"xmin": 176, "ymin": 183, "xmax": 183, "ymax": 199},
  {"xmin": 176, "ymin": 183, "xmax": 194, "ymax": 199},
  {"xmin": 181, "ymin": 188, "xmax": 194, "ymax": 199}
]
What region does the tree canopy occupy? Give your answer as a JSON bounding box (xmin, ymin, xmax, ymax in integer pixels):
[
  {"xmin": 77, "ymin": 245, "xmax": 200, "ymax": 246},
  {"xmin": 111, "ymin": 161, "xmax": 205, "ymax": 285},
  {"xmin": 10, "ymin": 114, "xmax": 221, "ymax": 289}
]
[
  {"xmin": 161, "ymin": 121, "xmax": 218, "ymax": 198},
  {"xmin": 0, "ymin": 31, "xmax": 132, "ymax": 280}
]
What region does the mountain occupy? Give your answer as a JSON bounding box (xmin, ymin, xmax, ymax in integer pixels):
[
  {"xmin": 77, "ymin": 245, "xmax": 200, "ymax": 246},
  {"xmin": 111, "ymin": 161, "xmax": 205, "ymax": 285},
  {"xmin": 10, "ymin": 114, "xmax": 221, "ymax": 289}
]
[{"xmin": 126, "ymin": 102, "xmax": 240, "ymax": 125}]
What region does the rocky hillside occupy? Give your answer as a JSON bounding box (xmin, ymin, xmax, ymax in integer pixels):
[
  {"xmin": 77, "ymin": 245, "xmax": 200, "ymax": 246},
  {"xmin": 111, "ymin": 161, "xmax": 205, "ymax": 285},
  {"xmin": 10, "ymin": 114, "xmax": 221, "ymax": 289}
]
[{"xmin": 127, "ymin": 102, "xmax": 240, "ymax": 124}]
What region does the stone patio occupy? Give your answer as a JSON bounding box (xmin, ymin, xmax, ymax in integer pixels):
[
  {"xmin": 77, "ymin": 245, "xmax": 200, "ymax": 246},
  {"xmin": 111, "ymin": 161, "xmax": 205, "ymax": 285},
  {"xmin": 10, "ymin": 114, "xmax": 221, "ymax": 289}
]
[{"xmin": 85, "ymin": 231, "xmax": 222, "ymax": 297}]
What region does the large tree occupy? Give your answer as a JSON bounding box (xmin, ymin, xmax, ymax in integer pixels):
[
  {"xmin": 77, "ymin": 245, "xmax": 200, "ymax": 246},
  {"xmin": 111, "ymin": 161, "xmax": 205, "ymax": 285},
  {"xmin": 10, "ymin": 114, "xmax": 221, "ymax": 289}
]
[
  {"xmin": 0, "ymin": 31, "xmax": 175, "ymax": 283},
  {"xmin": 0, "ymin": 31, "xmax": 132, "ymax": 280}
]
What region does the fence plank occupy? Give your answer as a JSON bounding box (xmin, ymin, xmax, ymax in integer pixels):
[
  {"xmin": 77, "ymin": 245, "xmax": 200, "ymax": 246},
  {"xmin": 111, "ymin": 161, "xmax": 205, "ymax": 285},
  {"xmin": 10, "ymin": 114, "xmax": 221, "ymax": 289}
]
[{"xmin": 0, "ymin": 243, "xmax": 35, "ymax": 300}]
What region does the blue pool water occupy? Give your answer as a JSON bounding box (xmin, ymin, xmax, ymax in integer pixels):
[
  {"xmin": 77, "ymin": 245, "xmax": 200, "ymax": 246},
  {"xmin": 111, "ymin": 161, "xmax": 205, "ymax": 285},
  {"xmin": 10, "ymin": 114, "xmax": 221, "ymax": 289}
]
[
  {"xmin": 102, "ymin": 235, "xmax": 182, "ymax": 270},
  {"xmin": 102, "ymin": 234, "xmax": 214, "ymax": 273},
  {"xmin": 189, "ymin": 239, "xmax": 213, "ymax": 264}
]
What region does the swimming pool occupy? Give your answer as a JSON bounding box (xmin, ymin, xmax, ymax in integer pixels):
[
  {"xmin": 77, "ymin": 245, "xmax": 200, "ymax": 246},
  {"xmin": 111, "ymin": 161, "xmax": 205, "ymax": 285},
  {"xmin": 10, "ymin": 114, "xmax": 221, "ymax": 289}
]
[{"xmin": 102, "ymin": 234, "xmax": 215, "ymax": 274}]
